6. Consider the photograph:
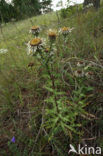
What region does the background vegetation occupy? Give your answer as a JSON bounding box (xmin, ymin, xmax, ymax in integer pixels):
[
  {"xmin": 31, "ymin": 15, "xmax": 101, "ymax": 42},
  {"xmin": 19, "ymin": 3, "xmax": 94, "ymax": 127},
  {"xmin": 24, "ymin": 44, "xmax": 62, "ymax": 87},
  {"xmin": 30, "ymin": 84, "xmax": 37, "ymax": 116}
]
[{"xmin": 0, "ymin": 0, "xmax": 52, "ymax": 22}]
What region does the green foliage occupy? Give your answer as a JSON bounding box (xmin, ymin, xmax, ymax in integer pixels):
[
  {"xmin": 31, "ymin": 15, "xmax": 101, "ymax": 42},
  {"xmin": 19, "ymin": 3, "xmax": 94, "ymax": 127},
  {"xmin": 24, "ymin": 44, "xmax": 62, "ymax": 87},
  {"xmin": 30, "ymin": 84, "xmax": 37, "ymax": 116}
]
[
  {"xmin": 0, "ymin": 0, "xmax": 15, "ymax": 22},
  {"xmin": 8, "ymin": 141, "xmax": 21, "ymax": 156},
  {"xmin": 0, "ymin": 0, "xmax": 52, "ymax": 23},
  {"xmin": 83, "ymin": 0, "xmax": 100, "ymax": 9},
  {"xmin": 40, "ymin": 0, "xmax": 52, "ymax": 13},
  {"xmin": 60, "ymin": 5, "xmax": 83, "ymax": 18},
  {"xmin": 12, "ymin": 0, "xmax": 41, "ymax": 19}
]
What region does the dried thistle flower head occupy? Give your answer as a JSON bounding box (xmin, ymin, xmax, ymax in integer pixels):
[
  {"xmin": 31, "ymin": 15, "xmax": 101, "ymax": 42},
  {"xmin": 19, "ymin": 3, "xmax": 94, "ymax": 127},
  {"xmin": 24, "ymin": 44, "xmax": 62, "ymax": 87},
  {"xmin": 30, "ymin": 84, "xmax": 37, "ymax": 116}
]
[
  {"xmin": 30, "ymin": 38, "xmax": 42, "ymax": 46},
  {"xmin": 77, "ymin": 61, "xmax": 85, "ymax": 67},
  {"xmin": 74, "ymin": 70, "xmax": 84, "ymax": 77},
  {"xmin": 85, "ymin": 71, "xmax": 94, "ymax": 79},
  {"xmin": 30, "ymin": 26, "xmax": 40, "ymax": 36},
  {"xmin": 28, "ymin": 62, "xmax": 34, "ymax": 67},
  {"xmin": 48, "ymin": 29, "xmax": 57, "ymax": 41}
]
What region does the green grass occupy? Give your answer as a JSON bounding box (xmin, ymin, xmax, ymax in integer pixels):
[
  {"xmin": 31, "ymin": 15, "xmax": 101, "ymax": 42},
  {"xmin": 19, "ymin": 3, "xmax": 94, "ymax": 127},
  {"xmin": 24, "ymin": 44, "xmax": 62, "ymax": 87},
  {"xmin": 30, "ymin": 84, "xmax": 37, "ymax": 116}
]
[{"xmin": 0, "ymin": 7, "xmax": 103, "ymax": 155}]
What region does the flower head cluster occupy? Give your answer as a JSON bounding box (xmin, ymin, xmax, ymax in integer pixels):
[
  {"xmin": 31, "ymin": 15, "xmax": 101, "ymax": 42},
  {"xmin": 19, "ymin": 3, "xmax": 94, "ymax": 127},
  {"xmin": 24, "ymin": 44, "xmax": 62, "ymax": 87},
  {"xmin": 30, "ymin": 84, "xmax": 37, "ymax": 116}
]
[
  {"xmin": 74, "ymin": 60, "xmax": 95, "ymax": 79},
  {"xmin": 27, "ymin": 38, "xmax": 42, "ymax": 55},
  {"xmin": 27, "ymin": 26, "xmax": 57, "ymax": 57},
  {"xmin": 48, "ymin": 29, "xmax": 57, "ymax": 41},
  {"xmin": 30, "ymin": 26, "xmax": 40, "ymax": 36},
  {"xmin": 74, "ymin": 60, "xmax": 85, "ymax": 78}
]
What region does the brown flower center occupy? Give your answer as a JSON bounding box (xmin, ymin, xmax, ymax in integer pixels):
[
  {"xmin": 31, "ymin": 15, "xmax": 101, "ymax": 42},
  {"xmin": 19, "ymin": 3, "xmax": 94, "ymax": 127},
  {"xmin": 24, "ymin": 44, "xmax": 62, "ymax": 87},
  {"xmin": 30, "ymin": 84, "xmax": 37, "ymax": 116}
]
[
  {"xmin": 79, "ymin": 61, "xmax": 84, "ymax": 64},
  {"xmin": 30, "ymin": 38, "xmax": 42, "ymax": 46},
  {"xmin": 88, "ymin": 72, "xmax": 93, "ymax": 75},
  {"xmin": 61, "ymin": 27, "xmax": 70, "ymax": 32},
  {"xmin": 77, "ymin": 70, "xmax": 82, "ymax": 74}
]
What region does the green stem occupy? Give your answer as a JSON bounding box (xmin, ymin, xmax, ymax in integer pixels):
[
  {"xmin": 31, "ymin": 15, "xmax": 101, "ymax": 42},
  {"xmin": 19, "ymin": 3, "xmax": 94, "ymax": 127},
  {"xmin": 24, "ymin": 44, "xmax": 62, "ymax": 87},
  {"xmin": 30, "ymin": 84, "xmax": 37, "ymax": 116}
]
[{"xmin": 46, "ymin": 63, "xmax": 59, "ymax": 114}]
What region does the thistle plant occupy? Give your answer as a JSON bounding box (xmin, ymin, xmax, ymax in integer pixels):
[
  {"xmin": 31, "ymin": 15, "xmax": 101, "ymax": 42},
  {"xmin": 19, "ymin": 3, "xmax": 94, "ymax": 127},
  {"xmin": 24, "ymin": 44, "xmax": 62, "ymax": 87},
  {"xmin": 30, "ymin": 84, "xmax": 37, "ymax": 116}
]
[{"xmin": 27, "ymin": 26, "xmax": 95, "ymax": 150}]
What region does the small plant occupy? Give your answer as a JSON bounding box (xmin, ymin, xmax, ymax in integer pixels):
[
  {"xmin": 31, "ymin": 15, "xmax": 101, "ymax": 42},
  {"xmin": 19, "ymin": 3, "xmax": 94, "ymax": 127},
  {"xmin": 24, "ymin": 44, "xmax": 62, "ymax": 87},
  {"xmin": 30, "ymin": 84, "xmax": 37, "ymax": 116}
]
[{"xmin": 8, "ymin": 137, "xmax": 21, "ymax": 155}]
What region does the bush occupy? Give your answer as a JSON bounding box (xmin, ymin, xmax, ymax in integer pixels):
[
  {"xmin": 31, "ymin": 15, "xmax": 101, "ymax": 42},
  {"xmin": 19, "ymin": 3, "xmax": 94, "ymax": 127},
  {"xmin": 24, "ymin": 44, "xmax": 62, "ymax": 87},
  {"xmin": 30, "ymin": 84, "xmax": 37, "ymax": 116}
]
[{"xmin": 60, "ymin": 4, "xmax": 83, "ymax": 18}]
